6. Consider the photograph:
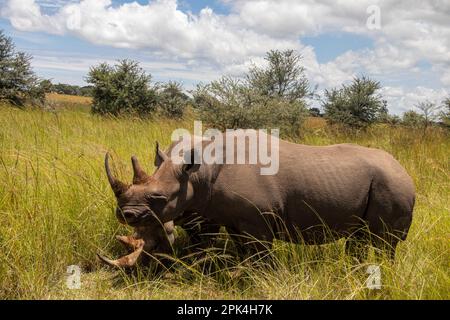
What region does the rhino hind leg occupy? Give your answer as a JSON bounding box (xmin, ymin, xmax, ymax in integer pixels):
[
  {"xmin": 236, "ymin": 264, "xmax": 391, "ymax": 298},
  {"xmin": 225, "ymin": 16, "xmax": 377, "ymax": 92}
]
[
  {"xmin": 363, "ymin": 195, "xmax": 413, "ymax": 261},
  {"xmin": 345, "ymin": 230, "xmax": 370, "ymax": 263},
  {"xmin": 345, "ymin": 228, "xmax": 400, "ymax": 262},
  {"xmin": 370, "ymin": 232, "xmax": 400, "ymax": 261}
]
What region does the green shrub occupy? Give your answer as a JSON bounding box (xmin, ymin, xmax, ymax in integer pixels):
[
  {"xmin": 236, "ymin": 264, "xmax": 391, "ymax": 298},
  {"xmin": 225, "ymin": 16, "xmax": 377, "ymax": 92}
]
[
  {"xmin": 194, "ymin": 77, "xmax": 307, "ymax": 136},
  {"xmin": 193, "ymin": 50, "xmax": 311, "ymax": 136},
  {"xmin": 402, "ymin": 110, "xmax": 425, "ymax": 128},
  {"xmin": 323, "ymin": 76, "xmax": 387, "ymax": 129},
  {"xmin": 87, "ymin": 59, "xmax": 158, "ymax": 116},
  {"xmin": 377, "ymin": 111, "xmax": 401, "ymax": 125},
  {"xmin": 157, "ymin": 81, "xmax": 189, "ymax": 118}
]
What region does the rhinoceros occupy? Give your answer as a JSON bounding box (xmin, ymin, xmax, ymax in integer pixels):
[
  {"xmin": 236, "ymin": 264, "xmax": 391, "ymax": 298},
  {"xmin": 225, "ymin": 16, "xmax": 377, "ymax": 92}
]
[{"xmin": 100, "ymin": 131, "xmax": 415, "ymax": 267}]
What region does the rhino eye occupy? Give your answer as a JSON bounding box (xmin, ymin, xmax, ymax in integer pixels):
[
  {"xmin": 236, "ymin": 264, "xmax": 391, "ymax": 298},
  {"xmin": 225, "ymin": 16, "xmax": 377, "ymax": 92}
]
[{"xmin": 147, "ymin": 194, "xmax": 168, "ymax": 201}]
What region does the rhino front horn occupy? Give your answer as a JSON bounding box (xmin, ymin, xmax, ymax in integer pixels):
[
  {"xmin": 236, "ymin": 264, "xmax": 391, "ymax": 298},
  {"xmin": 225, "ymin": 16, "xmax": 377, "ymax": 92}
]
[{"xmin": 104, "ymin": 153, "xmax": 128, "ymax": 196}]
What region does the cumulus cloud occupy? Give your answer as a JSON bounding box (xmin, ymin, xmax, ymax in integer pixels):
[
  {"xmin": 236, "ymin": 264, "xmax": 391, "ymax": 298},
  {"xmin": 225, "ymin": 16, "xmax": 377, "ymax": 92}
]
[
  {"xmin": 2, "ymin": 0, "xmax": 301, "ymax": 66},
  {"xmin": 1, "ymin": 0, "xmax": 449, "ymax": 113},
  {"xmin": 233, "ymin": 1, "xmax": 450, "ymax": 80},
  {"xmin": 381, "ymin": 86, "xmax": 449, "ymax": 114},
  {"xmin": 440, "ymin": 69, "xmax": 450, "ymax": 87}
]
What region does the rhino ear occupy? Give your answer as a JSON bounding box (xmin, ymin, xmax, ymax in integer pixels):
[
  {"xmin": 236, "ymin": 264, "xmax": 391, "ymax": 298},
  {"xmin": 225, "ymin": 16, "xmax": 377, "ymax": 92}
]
[
  {"xmin": 154, "ymin": 141, "xmax": 168, "ymax": 167},
  {"xmin": 182, "ymin": 148, "xmax": 200, "ymax": 175},
  {"xmin": 182, "ymin": 162, "xmax": 200, "ymax": 175}
]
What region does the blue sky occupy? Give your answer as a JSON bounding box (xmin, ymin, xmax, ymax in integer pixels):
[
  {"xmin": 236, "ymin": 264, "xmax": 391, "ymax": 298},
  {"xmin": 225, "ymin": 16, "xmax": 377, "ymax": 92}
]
[{"xmin": 0, "ymin": 0, "xmax": 448, "ymax": 114}]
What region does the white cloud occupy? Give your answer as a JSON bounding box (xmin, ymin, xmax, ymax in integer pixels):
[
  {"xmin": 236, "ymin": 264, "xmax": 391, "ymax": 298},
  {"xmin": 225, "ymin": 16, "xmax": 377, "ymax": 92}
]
[
  {"xmin": 381, "ymin": 86, "xmax": 448, "ymax": 115},
  {"xmin": 1, "ymin": 0, "xmax": 449, "ymax": 114},
  {"xmin": 299, "ymin": 46, "xmax": 356, "ymax": 88},
  {"xmin": 440, "ymin": 70, "xmax": 450, "ymax": 87},
  {"xmin": 30, "ymin": 50, "xmax": 224, "ymax": 87},
  {"xmin": 2, "ymin": 0, "xmax": 301, "ymax": 66}
]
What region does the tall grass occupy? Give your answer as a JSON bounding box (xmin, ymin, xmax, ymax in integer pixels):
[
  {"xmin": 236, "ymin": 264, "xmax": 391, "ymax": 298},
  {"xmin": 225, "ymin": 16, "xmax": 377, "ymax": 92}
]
[
  {"xmin": 45, "ymin": 93, "xmax": 93, "ymax": 112},
  {"xmin": 0, "ymin": 102, "xmax": 448, "ymax": 299}
]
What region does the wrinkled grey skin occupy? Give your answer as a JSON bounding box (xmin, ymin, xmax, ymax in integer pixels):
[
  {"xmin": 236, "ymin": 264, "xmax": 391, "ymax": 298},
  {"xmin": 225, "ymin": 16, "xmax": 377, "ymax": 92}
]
[{"xmin": 102, "ymin": 131, "xmax": 415, "ymax": 266}]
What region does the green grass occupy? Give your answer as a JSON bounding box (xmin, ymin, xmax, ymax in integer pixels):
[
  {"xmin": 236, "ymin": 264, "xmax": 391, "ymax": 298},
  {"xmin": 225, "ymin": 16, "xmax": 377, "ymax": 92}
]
[{"xmin": 0, "ymin": 102, "xmax": 448, "ymax": 299}]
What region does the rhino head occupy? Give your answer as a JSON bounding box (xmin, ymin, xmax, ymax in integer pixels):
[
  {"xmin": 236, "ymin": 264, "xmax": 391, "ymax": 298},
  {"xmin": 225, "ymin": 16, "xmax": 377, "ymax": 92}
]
[{"xmin": 99, "ymin": 142, "xmax": 199, "ymax": 268}]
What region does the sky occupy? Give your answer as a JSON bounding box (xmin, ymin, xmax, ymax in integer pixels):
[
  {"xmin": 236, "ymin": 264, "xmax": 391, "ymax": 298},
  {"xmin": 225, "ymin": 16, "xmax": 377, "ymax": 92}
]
[{"xmin": 0, "ymin": 0, "xmax": 449, "ymax": 115}]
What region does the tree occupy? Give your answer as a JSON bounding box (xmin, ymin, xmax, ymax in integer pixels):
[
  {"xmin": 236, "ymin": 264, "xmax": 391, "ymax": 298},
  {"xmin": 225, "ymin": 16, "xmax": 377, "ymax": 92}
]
[
  {"xmin": 247, "ymin": 49, "xmax": 311, "ymax": 102},
  {"xmin": 193, "ymin": 76, "xmax": 307, "ymax": 136},
  {"xmin": 157, "ymin": 81, "xmax": 189, "ymax": 118},
  {"xmin": 86, "ymin": 59, "xmax": 157, "ymax": 116},
  {"xmin": 415, "ymin": 101, "xmax": 439, "ymax": 135},
  {"xmin": 322, "ymin": 76, "xmax": 386, "ymax": 129},
  {"xmin": 48, "ymin": 82, "xmax": 93, "ymax": 96},
  {"xmin": 402, "ymin": 110, "xmax": 424, "ymax": 128},
  {"xmin": 0, "ymin": 30, "xmax": 45, "ymax": 106},
  {"xmin": 193, "ymin": 49, "xmax": 310, "ymax": 137},
  {"xmin": 440, "ymin": 97, "xmax": 450, "ymax": 127}
]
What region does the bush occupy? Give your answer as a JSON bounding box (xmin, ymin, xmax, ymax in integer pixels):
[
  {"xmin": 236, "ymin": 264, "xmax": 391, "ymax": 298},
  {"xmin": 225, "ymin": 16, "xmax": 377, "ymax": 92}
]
[
  {"xmin": 380, "ymin": 113, "xmax": 402, "ymax": 125},
  {"xmin": 402, "ymin": 110, "xmax": 425, "ymax": 128},
  {"xmin": 0, "ymin": 30, "xmax": 45, "ymax": 106},
  {"xmin": 194, "ymin": 76, "xmax": 307, "ymax": 137},
  {"xmin": 86, "ymin": 59, "xmax": 157, "ymax": 116},
  {"xmin": 322, "ymin": 76, "xmax": 387, "ymax": 129},
  {"xmin": 414, "ymin": 101, "xmax": 440, "ymax": 135},
  {"xmin": 157, "ymin": 81, "xmax": 189, "ymax": 118},
  {"xmin": 193, "ymin": 50, "xmax": 310, "ymax": 136}
]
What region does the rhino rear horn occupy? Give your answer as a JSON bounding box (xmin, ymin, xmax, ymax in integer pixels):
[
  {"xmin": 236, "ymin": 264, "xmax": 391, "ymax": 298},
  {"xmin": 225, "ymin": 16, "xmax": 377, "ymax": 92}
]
[
  {"xmin": 154, "ymin": 141, "xmax": 168, "ymax": 167},
  {"xmin": 104, "ymin": 153, "xmax": 128, "ymax": 196},
  {"xmin": 131, "ymin": 156, "xmax": 149, "ymax": 184}
]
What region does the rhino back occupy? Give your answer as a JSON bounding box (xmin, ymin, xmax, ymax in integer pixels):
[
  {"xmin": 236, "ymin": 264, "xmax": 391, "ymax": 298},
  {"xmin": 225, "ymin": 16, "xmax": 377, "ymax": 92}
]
[{"xmin": 204, "ymin": 141, "xmax": 414, "ymax": 242}]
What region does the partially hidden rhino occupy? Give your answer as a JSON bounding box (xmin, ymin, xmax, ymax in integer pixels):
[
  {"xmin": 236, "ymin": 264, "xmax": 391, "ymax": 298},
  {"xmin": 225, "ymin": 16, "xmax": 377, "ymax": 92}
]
[{"xmin": 99, "ymin": 131, "xmax": 415, "ymax": 267}]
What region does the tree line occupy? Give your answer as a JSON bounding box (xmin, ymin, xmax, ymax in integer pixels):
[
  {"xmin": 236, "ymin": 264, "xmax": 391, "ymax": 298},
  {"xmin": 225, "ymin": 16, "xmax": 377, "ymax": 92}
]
[
  {"xmin": 41, "ymin": 80, "xmax": 94, "ymax": 97},
  {"xmin": 85, "ymin": 49, "xmax": 449, "ymax": 135},
  {"xmin": 1, "ymin": 29, "xmax": 449, "ymax": 134}
]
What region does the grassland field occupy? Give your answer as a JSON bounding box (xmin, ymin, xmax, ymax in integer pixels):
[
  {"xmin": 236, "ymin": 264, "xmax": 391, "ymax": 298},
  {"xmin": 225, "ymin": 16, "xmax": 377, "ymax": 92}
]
[{"xmin": 0, "ymin": 94, "xmax": 448, "ymax": 299}]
